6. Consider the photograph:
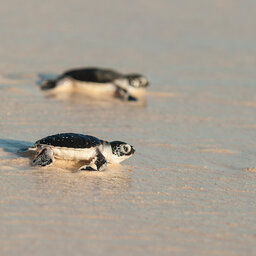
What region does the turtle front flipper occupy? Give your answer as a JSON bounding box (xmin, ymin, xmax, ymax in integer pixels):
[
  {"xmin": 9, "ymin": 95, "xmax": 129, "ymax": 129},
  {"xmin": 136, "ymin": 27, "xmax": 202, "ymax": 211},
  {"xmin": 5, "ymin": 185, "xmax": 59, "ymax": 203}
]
[
  {"xmin": 32, "ymin": 147, "xmax": 54, "ymax": 167},
  {"xmin": 79, "ymin": 150, "xmax": 107, "ymax": 171},
  {"xmin": 115, "ymin": 87, "xmax": 137, "ymax": 101}
]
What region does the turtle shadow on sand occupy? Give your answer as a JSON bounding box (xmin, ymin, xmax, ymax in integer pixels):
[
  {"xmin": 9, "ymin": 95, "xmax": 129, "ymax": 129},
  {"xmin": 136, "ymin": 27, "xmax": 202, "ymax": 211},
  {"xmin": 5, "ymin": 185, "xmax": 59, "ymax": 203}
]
[
  {"xmin": 0, "ymin": 139, "xmax": 34, "ymax": 169},
  {"xmin": 36, "ymin": 73, "xmax": 58, "ymax": 86},
  {"xmin": 0, "ymin": 138, "xmax": 34, "ymax": 157}
]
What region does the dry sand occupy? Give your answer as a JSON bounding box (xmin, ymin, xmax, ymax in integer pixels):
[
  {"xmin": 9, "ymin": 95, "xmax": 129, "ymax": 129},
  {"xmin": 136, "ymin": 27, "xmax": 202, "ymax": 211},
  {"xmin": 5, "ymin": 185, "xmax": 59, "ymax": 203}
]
[{"xmin": 0, "ymin": 1, "xmax": 256, "ymax": 255}]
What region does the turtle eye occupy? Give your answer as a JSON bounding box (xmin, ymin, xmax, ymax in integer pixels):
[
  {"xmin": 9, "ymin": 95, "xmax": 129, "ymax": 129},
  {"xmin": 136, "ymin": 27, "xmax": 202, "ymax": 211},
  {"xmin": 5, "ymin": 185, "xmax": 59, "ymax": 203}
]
[{"xmin": 121, "ymin": 144, "xmax": 131, "ymax": 154}]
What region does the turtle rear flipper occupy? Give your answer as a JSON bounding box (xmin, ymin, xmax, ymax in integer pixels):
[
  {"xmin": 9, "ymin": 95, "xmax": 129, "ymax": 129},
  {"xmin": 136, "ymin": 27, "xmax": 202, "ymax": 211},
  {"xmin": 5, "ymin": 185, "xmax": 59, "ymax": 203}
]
[
  {"xmin": 41, "ymin": 80, "xmax": 57, "ymax": 90},
  {"xmin": 79, "ymin": 150, "xmax": 107, "ymax": 171},
  {"xmin": 32, "ymin": 147, "xmax": 54, "ymax": 167}
]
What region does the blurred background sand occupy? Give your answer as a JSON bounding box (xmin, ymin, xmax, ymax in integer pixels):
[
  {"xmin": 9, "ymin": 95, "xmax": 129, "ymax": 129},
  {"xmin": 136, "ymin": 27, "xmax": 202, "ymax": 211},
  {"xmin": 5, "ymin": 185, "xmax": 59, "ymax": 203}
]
[{"xmin": 0, "ymin": 1, "xmax": 256, "ymax": 255}]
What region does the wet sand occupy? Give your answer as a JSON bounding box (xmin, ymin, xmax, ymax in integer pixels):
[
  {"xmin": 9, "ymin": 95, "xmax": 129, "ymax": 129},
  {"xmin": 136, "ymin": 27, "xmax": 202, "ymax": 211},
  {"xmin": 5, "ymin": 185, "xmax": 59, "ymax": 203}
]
[{"xmin": 1, "ymin": 1, "xmax": 256, "ymax": 255}]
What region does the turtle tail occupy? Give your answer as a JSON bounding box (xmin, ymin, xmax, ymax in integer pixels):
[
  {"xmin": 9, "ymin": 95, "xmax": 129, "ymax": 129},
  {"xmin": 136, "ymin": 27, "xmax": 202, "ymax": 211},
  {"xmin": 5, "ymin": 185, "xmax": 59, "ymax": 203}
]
[{"xmin": 40, "ymin": 79, "xmax": 57, "ymax": 90}]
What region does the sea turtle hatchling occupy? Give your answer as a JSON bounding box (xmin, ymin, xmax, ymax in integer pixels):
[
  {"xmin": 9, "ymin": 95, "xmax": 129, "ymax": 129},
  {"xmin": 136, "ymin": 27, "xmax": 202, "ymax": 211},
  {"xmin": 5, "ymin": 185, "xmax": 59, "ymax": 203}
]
[
  {"xmin": 31, "ymin": 133, "xmax": 135, "ymax": 171},
  {"xmin": 40, "ymin": 67, "xmax": 149, "ymax": 101}
]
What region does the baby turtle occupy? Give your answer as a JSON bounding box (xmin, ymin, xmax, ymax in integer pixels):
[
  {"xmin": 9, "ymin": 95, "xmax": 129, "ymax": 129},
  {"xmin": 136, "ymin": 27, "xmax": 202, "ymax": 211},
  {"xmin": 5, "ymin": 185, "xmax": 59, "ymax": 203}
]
[
  {"xmin": 31, "ymin": 133, "xmax": 135, "ymax": 171},
  {"xmin": 40, "ymin": 67, "xmax": 149, "ymax": 101}
]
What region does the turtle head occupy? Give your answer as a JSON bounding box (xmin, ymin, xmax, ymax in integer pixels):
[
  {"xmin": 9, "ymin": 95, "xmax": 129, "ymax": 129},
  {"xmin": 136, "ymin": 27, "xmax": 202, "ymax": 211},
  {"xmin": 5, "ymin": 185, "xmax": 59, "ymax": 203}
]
[
  {"xmin": 126, "ymin": 74, "xmax": 149, "ymax": 88},
  {"xmin": 109, "ymin": 141, "xmax": 135, "ymax": 163}
]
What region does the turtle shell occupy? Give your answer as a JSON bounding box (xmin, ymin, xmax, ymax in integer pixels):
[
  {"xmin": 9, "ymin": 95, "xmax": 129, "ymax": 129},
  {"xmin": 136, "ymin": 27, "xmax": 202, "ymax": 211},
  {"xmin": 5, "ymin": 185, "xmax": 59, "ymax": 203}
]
[
  {"xmin": 35, "ymin": 133, "xmax": 102, "ymax": 149},
  {"xmin": 61, "ymin": 68, "xmax": 123, "ymax": 83}
]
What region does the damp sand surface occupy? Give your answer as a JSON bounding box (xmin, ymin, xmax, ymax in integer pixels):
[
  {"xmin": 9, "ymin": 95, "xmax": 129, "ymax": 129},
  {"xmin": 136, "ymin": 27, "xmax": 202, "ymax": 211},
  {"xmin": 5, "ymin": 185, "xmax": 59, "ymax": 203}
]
[{"xmin": 1, "ymin": 1, "xmax": 256, "ymax": 255}]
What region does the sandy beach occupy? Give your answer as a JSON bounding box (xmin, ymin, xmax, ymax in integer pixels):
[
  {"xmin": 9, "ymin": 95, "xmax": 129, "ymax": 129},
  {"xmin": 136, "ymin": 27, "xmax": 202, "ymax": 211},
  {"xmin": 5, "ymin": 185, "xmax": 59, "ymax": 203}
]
[{"xmin": 1, "ymin": 1, "xmax": 256, "ymax": 255}]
